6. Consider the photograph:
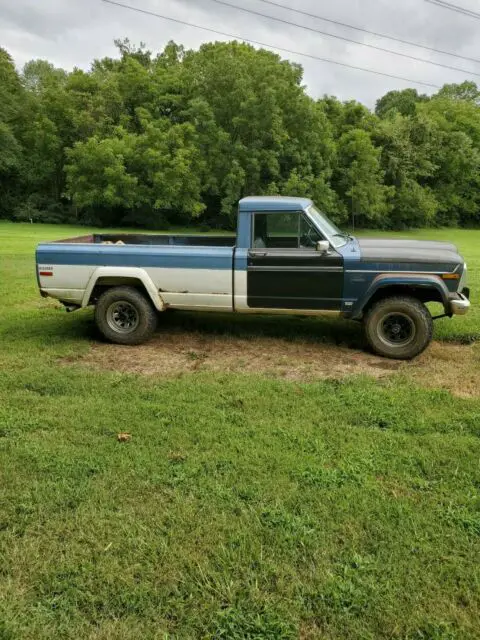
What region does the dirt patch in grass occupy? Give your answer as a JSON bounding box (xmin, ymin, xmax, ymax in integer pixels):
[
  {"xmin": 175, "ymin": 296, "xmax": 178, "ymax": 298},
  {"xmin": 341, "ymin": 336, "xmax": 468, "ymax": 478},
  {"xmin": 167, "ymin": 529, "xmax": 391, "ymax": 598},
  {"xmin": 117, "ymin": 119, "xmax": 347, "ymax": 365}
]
[
  {"xmin": 64, "ymin": 330, "xmax": 404, "ymax": 380},
  {"xmin": 61, "ymin": 329, "xmax": 480, "ymax": 396},
  {"xmin": 62, "ymin": 330, "xmax": 401, "ymax": 380},
  {"xmin": 407, "ymin": 341, "xmax": 480, "ymax": 398}
]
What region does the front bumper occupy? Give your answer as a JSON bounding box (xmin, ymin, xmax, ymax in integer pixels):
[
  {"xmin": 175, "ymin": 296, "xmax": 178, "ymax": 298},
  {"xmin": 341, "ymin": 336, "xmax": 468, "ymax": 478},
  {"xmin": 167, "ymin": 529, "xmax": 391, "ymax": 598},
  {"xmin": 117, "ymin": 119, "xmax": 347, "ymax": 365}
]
[{"xmin": 449, "ymin": 291, "xmax": 471, "ymax": 316}]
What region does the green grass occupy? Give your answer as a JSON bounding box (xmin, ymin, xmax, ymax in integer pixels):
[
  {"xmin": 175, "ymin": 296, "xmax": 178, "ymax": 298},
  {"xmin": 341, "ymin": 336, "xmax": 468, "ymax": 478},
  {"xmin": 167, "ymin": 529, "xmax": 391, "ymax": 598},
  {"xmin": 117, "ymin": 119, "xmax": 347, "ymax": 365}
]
[{"xmin": 0, "ymin": 221, "xmax": 479, "ymax": 639}]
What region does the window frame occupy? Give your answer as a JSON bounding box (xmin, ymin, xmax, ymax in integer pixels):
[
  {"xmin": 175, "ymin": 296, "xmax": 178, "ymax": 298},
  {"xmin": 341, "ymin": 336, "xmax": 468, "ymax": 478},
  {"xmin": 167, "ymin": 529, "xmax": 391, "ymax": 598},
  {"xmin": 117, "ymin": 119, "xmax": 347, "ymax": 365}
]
[
  {"xmin": 305, "ymin": 204, "xmax": 347, "ymax": 249},
  {"xmin": 250, "ymin": 211, "xmax": 324, "ymax": 250}
]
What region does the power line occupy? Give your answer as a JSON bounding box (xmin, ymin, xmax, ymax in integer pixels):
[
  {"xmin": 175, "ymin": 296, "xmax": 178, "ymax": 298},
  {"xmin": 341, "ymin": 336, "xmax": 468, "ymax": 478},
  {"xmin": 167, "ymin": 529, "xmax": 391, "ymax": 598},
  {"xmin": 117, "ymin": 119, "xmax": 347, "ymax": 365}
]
[
  {"xmin": 101, "ymin": 0, "xmax": 442, "ymax": 88},
  {"xmin": 252, "ymin": 0, "xmax": 480, "ymax": 65},
  {"xmin": 208, "ymin": 0, "xmax": 480, "ymax": 78},
  {"xmin": 425, "ymin": 0, "xmax": 480, "ymax": 19}
]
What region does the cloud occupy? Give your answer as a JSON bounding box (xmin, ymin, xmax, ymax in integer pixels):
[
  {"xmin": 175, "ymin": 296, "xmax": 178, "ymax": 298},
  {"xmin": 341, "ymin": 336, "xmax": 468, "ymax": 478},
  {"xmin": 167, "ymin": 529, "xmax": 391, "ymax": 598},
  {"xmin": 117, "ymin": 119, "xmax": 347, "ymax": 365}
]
[{"xmin": 1, "ymin": 0, "xmax": 479, "ymax": 105}]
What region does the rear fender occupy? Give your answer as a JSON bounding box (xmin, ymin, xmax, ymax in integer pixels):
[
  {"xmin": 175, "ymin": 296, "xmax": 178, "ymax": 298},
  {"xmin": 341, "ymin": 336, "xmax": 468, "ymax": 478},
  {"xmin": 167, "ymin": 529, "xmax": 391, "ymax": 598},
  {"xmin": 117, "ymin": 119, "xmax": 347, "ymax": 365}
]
[
  {"xmin": 350, "ymin": 273, "xmax": 450, "ymax": 319},
  {"xmin": 81, "ymin": 267, "xmax": 165, "ymax": 311}
]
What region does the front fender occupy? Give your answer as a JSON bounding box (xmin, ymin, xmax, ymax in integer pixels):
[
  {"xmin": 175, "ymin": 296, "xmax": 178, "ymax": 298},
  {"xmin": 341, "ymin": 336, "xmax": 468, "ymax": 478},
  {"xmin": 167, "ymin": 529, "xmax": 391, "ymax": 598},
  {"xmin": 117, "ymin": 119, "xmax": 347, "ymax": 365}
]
[
  {"xmin": 350, "ymin": 273, "xmax": 451, "ymax": 319},
  {"xmin": 81, "ymin": 267, "xmax": 165, "ymax": 311}
]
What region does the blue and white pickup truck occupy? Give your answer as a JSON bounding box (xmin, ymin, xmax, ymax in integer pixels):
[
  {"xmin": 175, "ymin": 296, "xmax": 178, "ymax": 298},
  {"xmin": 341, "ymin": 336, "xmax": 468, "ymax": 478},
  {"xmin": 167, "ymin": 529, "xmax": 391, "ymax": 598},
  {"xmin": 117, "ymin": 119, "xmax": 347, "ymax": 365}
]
[{"xmin": 36, "ymin": 196, "xmax": 470, "ymax": 359}]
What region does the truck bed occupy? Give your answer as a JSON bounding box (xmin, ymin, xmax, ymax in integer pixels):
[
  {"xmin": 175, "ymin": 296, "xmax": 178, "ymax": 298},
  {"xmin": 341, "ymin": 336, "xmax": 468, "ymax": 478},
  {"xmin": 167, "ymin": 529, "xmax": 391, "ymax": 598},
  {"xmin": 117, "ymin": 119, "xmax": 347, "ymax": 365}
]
[
  {"xmin": 55, "ymin": 233, "xmax": 236, "ymax": 247},
  {"xmin": 36, "ymin": 233, "xmax": 237, "ymax": 311}
]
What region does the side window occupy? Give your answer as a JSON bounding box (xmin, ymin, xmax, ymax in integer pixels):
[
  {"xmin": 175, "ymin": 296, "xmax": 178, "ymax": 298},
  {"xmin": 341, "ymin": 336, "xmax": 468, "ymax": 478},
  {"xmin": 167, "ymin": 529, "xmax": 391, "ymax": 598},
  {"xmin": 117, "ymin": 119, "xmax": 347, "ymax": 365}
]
[
  {"xmin": 252, "ymin": 212, "xmax": 322, "ymax": 249},
  {"xmin": 252, "ymin": 212, "xmax": 299, "ymax": 249}
]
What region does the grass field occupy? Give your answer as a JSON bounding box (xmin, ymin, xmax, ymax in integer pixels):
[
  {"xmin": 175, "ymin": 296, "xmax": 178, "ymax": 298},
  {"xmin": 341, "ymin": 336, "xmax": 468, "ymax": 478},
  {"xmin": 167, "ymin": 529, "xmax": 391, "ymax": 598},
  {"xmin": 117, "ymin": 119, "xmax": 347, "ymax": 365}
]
[{"xmin": 0, "ymin": 221, "xmax": 479, "ymax": 639}]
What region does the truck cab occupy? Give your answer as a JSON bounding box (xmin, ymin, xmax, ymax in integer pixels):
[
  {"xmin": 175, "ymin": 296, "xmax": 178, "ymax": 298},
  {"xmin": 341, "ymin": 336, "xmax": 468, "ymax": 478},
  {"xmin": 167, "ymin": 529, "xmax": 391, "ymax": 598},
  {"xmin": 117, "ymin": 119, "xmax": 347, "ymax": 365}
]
[{"xmin": 234, "ymin": 196, "xmax": 347, "ymax": 313}]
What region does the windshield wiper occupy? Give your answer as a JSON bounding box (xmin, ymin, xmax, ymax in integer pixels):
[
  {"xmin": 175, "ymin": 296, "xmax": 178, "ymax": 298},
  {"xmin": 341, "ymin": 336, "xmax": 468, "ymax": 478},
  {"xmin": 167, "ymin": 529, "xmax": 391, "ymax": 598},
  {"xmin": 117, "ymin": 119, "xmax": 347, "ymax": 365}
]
[{"xmin": 333, "ymin": 232, "xmax": 354, "ymax": 242}]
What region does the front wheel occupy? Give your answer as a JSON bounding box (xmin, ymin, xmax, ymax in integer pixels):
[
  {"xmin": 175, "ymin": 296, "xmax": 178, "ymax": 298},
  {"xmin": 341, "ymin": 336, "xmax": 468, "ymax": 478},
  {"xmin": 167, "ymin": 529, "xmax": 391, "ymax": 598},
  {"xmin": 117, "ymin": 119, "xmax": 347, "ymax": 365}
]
[
  {"xmin": 364, "ymin": 296, "xmax": 433, "ymax": 360},
  {"xmin": 95, "ymin": 286, "xmax": 158, "ymax": 345}
]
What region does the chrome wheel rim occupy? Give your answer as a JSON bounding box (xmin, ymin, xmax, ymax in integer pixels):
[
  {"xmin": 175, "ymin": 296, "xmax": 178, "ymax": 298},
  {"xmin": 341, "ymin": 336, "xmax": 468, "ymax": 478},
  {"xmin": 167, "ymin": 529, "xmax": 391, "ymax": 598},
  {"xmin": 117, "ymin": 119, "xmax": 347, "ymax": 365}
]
[
  {"xmin": 106, "ymin": 301, "xmax": 139, "ymax": 334},
  {"xmin": 378, "ymin": 312, "xmax": 416, "ymax": 347}
]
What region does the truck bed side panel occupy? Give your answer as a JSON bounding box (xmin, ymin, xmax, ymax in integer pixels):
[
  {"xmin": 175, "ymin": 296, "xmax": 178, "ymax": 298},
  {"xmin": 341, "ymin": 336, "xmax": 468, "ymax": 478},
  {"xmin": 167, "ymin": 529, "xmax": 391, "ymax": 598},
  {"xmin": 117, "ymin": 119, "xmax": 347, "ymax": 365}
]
[{"xmin": 36, "ymin": 244, "xmax": 235, "ymax": 310}]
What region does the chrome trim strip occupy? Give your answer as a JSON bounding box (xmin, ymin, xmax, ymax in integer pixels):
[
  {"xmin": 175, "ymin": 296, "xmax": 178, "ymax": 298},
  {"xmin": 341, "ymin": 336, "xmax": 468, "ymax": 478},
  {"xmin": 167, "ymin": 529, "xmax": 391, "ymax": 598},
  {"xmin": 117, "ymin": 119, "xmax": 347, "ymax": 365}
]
[
  {"xmin": 241, "ymin": 308, "xmax": 342, "ymax": 316},
  {"xmin": 345, "ymin": 270, "xmax": 447, "ymax": 274},
  {"xmin": 248, "ymin": 266, "xmax": 343, "ymax": 272},
  {"xmin": 248, "ymin": 250, "xmax": 324, "ymax": 257}
]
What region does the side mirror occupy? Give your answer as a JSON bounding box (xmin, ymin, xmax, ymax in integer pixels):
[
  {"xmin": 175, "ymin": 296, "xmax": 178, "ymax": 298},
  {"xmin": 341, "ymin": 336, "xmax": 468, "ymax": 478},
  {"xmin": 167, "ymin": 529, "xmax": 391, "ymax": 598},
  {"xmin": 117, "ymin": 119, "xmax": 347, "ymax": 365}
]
[{"xmin": 316, "ymin": 240, "xmax": 330, "ymax": 254}]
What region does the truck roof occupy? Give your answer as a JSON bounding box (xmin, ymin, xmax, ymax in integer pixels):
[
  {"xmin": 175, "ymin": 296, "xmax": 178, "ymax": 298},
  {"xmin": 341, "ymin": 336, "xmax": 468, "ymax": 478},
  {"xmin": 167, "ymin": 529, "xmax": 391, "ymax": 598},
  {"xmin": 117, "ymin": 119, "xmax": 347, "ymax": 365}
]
[{"xmin": 239, "ymin": 196, "xmax": 313, "ymax": 212}]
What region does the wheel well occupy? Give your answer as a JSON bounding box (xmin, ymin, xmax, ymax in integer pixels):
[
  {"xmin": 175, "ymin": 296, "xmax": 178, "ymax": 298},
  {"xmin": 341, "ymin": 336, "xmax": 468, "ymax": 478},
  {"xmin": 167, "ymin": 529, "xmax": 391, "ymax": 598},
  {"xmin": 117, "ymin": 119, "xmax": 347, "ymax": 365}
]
[
  {"xmin": 88, "ymin": 277, "xmax": 150, "ymax": 306},
  {"xmin": 361, "ymin": 284, "xmax": 444, "ymax": 315}
]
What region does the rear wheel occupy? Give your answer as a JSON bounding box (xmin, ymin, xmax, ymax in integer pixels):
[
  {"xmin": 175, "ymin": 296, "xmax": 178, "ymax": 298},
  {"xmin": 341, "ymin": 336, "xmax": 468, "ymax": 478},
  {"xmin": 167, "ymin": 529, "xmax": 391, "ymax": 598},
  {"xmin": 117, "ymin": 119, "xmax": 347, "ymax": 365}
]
[
  {"xmin": 95, "ymin": 286, "xmax": 158, "ymax": 345},
  {"xmin": 364, "ymin": 295, "xmax": 433, "ymax": 360}
]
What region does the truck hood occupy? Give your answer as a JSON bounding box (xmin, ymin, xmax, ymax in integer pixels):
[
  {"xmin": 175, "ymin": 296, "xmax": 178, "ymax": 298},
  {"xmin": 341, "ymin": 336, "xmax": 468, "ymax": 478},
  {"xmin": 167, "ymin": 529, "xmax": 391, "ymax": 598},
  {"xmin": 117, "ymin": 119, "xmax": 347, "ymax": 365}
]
[{"xmin": 357, "ymin": 237, "xmax": 462, "ymax": 266}]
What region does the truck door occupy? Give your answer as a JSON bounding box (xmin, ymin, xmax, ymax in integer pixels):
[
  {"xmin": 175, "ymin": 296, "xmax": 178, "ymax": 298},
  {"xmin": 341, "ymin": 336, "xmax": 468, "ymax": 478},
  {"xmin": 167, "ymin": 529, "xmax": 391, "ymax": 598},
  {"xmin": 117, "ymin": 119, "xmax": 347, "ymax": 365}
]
[{"xmin": 247, "ymin": 211, "xmax": 344, "ymax": 310}]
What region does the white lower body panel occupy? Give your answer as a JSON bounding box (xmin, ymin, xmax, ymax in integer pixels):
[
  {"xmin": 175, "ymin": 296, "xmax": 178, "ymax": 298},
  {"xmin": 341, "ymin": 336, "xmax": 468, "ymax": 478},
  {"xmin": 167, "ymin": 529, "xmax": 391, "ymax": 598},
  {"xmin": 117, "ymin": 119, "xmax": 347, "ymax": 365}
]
[{"xmin": 39, "ymin": 265, "xmax": 234, "ymax": 311}]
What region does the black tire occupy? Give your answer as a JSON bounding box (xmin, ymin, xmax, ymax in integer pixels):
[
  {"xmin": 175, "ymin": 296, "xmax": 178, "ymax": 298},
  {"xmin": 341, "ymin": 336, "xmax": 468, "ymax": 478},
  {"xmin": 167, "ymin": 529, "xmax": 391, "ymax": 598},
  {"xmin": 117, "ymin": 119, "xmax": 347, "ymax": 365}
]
[
  {"xmin": 364, "ymin": 295, "xmax": 433, "ymax": 360},
  {"xmin": 95, "ymin": 286, "xmax": 158, "ymax": 345}
]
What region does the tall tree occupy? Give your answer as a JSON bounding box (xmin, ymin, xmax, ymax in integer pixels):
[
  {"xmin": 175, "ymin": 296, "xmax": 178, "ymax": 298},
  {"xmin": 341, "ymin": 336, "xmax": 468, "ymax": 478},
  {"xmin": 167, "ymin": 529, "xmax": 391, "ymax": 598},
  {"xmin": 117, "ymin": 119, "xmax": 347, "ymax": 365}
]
[
  {"xmin": 0, "ymin": 48, "xmax": 24, "ymax": 217},
  {"xmin": 333, "ymin": 129, "xmax": 392, "ymax": 228},
  {"xmin": 373, "ymin": 112, "xmax": 438, "ymax": 228},
  {"xmin": 419, "ymin": 97, "xmax": 480, "ymax": 225},
  {"xmin": 176, "ymin": 42, "xmax": 337, "ymax": 223},
  {"xmin": 2, "ymin": 40, "xmax": 480, "ymax": 231},
  {"xmin": 375, "ymin": 88, "xmax": 429, "ymax": 119},
  {"xmin": 435, "ymin": 81, "xmax": 480, "ymax": 104}
]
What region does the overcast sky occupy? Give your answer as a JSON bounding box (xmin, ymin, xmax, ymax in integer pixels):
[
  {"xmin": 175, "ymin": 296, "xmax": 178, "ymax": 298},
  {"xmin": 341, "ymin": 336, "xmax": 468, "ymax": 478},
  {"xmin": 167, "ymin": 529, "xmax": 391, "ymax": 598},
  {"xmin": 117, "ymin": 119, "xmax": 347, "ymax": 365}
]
[{"xmin": 2, "ymin": 0, "xmax": 480, "ymax": 106}]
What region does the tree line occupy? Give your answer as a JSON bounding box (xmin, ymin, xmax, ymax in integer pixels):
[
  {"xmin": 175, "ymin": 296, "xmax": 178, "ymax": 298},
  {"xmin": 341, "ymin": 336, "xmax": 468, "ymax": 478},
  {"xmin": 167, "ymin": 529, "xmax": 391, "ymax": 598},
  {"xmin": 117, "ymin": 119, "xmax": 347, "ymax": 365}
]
[{"xmin": 2, "ymin": 38, "xmax": 480, "ymax": 230}]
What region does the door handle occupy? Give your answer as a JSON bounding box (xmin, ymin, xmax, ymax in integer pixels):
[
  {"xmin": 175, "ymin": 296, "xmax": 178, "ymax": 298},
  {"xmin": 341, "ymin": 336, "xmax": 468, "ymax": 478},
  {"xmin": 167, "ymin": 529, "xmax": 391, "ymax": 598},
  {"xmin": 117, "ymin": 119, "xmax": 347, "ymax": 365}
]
[{"xmin": 249, "ymin": 251, "xmax": 268, "ymax": 257}]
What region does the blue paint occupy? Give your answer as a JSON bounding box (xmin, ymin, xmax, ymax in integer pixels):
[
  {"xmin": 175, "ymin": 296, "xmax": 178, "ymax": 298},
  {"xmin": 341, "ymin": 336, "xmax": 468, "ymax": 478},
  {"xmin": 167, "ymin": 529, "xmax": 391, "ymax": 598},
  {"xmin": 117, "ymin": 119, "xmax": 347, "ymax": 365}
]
[
  {"xmin": 347, "ymin": 261, "xmax": 452, "ymax": 272},
  {"xmin": 236, "ymin": 212, "xmax": 252, "ymax": 249},
  {"xmin": 36, "ymin": 244, "xmax": 237, "ymax": 270},
  {"xmin": 233, "ymin": 248, "xmax": 248, "ymax": 272},
  {"xmin": 349, "ymin": 273, "xmax": 450, "ymax": 318},
  {"xmin": 239, "ymin": 196, "xmax": 312, "ymax": 212},
  {"xmin": 330, "ymin": 237, "xmax": 455, "ymax": 316},
  {"xmin": 337, "ymin": 238, "xmax": 361, "ymax": 311}
]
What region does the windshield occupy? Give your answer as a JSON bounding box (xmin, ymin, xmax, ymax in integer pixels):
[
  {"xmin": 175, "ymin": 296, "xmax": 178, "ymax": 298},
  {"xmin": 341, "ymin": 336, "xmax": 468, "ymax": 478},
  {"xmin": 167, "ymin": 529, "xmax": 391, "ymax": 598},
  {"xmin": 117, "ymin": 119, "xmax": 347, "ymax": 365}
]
[{"xmin": 306, "ymin": 204, "xmax": 348, "ymax": 249}]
